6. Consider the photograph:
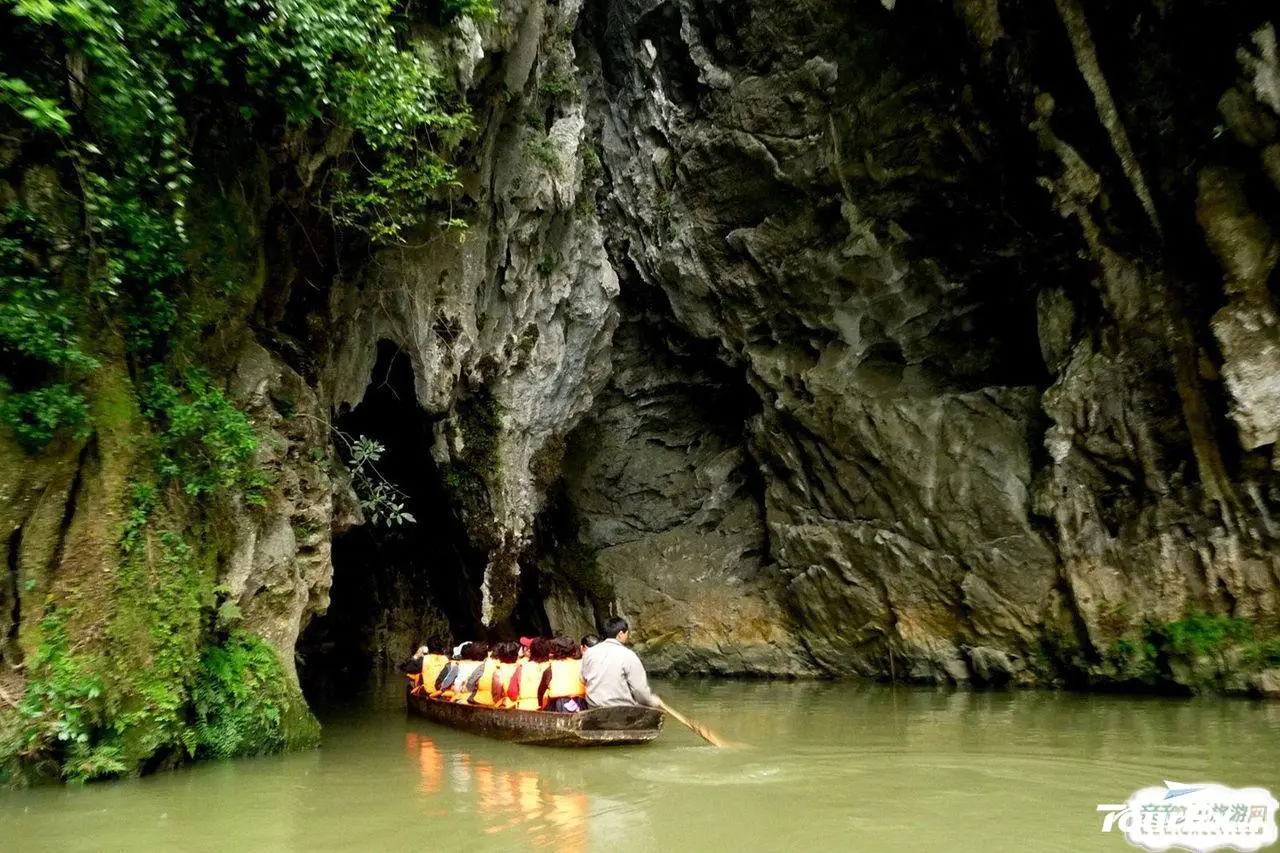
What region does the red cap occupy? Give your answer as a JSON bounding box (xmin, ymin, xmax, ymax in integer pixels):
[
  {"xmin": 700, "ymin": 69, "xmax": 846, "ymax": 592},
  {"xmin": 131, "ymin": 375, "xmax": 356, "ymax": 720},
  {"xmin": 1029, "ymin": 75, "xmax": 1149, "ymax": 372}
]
[{"xmin": 519, "ymin": 636, "xmax": 534, "ymax": 647}]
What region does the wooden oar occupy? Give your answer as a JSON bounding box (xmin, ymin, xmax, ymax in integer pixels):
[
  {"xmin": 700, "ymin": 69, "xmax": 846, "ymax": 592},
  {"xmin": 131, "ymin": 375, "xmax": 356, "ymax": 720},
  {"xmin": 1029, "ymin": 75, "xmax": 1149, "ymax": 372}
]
[{"xmin": 658, "ymin": 699, "xmax": 736, "ymax": 748}]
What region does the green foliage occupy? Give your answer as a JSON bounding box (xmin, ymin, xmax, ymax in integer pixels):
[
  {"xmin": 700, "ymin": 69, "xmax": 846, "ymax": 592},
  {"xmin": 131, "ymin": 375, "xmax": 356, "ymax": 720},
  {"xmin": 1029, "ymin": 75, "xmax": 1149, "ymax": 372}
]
[
  {"xmin": 525, "ymin": 132, "xmax": 560, "ymax": 173},
  {"xmin": 441, "ymin": 0, "xmax": 495, "ymax": 21},
  {"xmin": 538, "ymin": 66, "xmax": 580, "ymax": 100},
  {"xmin": 0, "ymin": 0, "xmax": 484, "ymax": 781},
  {"xmin": 0, "ymin": 520, "xmax": 309, "ymax": 784},
  {"xmin": 0, "ymin": 0, "xmax": 485, "ymax": 450},
  {"xmin": 0, "ymin": 206, "xmax": 100, "ymax": 447},
  {"xmin": 1245, "ymin": 636, "xmax": 1280, "ymax": 667},
  {"xmin": 459, "ymin": 390, "xmax": 502, "ymax": 466},
  {"xmin": 191, "ymin": 631, "xmax": 288, "ymax": 759},
  {"xmin": 106, "ymin": 527, "xmax": 213, "ymax": 764},
  {"xmin": 582, "ymin": 145, "xmax": 603, "ymax": 182},
  {"xmin": 331, "ymin": 148, "xmax": 463, "ymax": 244},
  {"xmin": 656, "ymin": 191, "xmax": 676, "ymax": 240},
  {"xmin": 0, "ymin": 228, "xmax": 99, "ymax": 371},
  {"xmin": 0, "ymin": 382, "xmax": 92, "ymax": 448},
  {"xmin": 0, "ymin": 76, "xmax": 71, "ymax": 135},
  {"xmin": 344, "ymin": 434, "xmax": 416, "ymax": 526},
  {"xmin": 184, "ymin": 0, "xmax": 476, "ymax": 242},
  {"xmin": 139, "ymin": 366, "xmax": 266, "ymax": 502},
  {"xmin": 0, "ymin": 611, "xmax": 126, "ymax": 784},
  {"xmin": 120, "ymin": 481, "xmax": 157, "ymax": 554},
  {"xmin": 1121, "ymin": 613, "xmax": 1280, "ymax": 693},
  {"xmin": 442, "ymin": 390, "xmax": 502, "ymax": 516},
  {"xmin": 1145, "ymin": 613, "xmax": 1253, "ymax": 658}
]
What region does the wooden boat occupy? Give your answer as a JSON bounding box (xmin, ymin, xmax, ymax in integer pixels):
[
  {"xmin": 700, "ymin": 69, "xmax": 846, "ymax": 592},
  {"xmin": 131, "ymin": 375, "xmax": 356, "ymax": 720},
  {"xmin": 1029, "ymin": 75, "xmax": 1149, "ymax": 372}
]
[{"xmin": 406, "ymin": 688, "xmax": 664, "ymax": 746}]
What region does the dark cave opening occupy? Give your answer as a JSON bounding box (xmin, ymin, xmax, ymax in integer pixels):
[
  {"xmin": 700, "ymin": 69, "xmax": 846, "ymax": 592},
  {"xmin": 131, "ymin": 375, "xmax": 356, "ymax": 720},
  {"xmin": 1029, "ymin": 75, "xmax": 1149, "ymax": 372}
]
[{"xmin": 297, "ymin": 341, "xmax": 487, "ymax": 704}]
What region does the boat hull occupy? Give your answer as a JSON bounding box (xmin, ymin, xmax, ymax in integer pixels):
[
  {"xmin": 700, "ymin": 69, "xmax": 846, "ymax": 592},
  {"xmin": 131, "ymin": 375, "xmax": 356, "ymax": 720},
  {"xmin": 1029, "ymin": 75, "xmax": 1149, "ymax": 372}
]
[{"xmin": 406, "ymin": 689, "xmax": 663, "ymax": 746}]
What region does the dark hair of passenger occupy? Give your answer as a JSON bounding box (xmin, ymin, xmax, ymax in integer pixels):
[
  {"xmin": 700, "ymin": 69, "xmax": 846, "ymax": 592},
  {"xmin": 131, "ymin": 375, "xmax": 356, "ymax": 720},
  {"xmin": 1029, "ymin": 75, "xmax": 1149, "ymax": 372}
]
[
  {"xmin": 492, "ymin": 641, "xmax": 521, "ymax": 663},
  {"xmin": 465, "ymin": 642, "xmax": 490, "ymax": 661},
  {"xmin": 580, "ymin": 634, "xmax": 599, "ymax": 649},
  {"xmin": 602, "ymin": 616, "xmax": 629, "ymax": 639},
  {"xmin": 529, "ymin": 637, "xmax": 553, "ymax": 662},
  {"xmin": 551, "ymin": 636, "xmax": 580, "ymax": 659}
]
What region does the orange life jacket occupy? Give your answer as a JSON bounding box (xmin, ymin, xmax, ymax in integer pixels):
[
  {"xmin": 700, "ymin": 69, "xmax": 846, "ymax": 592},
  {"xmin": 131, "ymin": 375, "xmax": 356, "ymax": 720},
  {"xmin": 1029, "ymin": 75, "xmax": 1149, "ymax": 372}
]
[
  {"xmin": 421, "ymin": 654, "xmax": 450, "ymax": 697},
  {"xmin": 446, "ymin": 660, "xmax": 482, "ymax": 702},
  {"xmin": 515, "ymin": 661, "xmax": 548, "ymax": 711},
  {"xmin": 407, "ymin": 671, "xmax": 423, "ymax": 694},
  {"xmin": 470, "ymin": 658, "xmax": 499, "ymax": 707},
  {"xmin": 492, "ymin": 661, "xmax": 519, "ymax": 708},
  {"xmin": 542, "ymin": 658, "xmax": 586, "ymax": 707}
]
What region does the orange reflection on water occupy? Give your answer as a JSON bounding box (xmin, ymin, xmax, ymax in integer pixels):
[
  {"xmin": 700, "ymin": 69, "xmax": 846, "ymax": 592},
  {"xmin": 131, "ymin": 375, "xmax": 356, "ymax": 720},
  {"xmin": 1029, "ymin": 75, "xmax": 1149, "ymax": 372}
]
[
  {"xmin": 404, "ymin": 732, "xmax": 445, "ymax": 795},
  {"xmin": 403, "ymin": 733, "xmax": 587, "ymax": 853}
]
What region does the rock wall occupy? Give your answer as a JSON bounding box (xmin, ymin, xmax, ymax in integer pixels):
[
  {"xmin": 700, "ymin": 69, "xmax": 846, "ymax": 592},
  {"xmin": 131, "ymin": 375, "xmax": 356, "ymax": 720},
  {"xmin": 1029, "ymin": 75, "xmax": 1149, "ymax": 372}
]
[
  {"xmin": 551, "ymin": 0, "xmax": 1280, "ymax": 689},
  {"xmin": 9, "ymin": 0, "xmax": 1280, "ymax": 773},
  {"xmin": 552, "ymin": 285, "xmax": 817, "ymax": 675},
  {"xmin": 325, "ymin": 0, "xmax": 618, "ymax": 626}
]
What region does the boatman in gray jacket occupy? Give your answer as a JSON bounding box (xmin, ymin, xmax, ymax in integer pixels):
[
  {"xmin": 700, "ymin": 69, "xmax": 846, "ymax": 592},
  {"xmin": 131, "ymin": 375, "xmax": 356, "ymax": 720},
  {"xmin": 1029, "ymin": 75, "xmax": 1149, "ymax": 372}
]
[{"xmin": 580, "ymin": 616, "xmax": 662, "ymax": 709}]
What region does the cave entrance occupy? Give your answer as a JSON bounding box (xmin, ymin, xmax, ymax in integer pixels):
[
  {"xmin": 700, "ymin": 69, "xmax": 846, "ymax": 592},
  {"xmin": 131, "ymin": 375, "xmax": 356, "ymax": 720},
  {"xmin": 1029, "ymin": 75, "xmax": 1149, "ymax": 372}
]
[{"xmin": 298, "ymin": 341, "xmax": 485, "ymax": 704}]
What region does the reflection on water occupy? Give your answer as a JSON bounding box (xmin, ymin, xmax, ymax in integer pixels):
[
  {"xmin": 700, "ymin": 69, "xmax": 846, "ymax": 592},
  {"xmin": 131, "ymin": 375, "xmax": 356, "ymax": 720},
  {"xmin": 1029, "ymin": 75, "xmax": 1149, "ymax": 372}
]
[
  {"xmin": 403, "ymin": 731, "xmax": 590, "ymax": 851},
  {"xmin": 2, "ymin": 681, "xmax": 1280, "ymax": 852}
]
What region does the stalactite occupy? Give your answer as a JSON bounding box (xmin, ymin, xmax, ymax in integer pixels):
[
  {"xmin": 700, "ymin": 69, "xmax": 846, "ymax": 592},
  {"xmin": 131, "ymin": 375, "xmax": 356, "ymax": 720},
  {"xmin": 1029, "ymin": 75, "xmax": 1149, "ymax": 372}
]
[{"xmin": 1051, "ymin": 0, "xmax": 1162, "ymax": 239}]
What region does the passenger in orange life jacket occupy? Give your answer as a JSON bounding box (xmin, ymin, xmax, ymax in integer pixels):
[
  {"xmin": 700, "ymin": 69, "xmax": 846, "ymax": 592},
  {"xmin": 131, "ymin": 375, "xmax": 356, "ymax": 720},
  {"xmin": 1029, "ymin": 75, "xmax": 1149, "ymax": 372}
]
[
  {"xmin": 540, "ymin": 636, "xmax": 587, "ymax": 713},
  {"xmin": 489, "ymin": 641, "xmax": 522, "ymax": 708},
  {"xmin": 434, "ymin": 642, "xmax": 469, "ymax": 698},
  {"xmin": 420, "ymin": 647, "xmax": 452, "ymax": 697},
  {"xmin": 444, "ymin": 642, "xmax": 489, "ymax": 702},
  {"xmin": 511, "ymin": 638, "xmax": 551, "ymax": 711},
  {"xmin": 469, "ymin": 646, "xmax": 501, "ymax": 707},
  {"xmin": 399, "ymin": 640, "xmax": 451, "ymax": 697},
  {"xmin": 400, "ymin": 643, "xmax": 429, "ymax": 693}
]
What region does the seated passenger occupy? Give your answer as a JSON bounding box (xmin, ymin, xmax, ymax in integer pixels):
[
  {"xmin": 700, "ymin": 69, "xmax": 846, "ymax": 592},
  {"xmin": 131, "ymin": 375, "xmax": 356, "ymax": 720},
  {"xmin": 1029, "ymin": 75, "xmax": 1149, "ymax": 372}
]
[
  {"xmin": 446, "ymin": 642, "xmax": 490, "ymax": 702},
  {"xmin": 400, "ymin": 644, "xmax": 430, "ymax": 675},
  {"xmin": 512, "ymin": 638, "xmax": 552, "ymax": 711},
  {"xmin": 489, "ymin": 642, "xmax": 522, "ymax": 709},
  {"xmin": 400, "ymin": 643, "xmax": 429, "ymax": 693},
  {"xmin": 579, "ymin": 634, "xmax": 599, "ymax": 657},
  {"xmin": 434, "ymin": 641, "xmax": 470, "ymax": 698},
  {"xmin": 469, "ymin": 646, "xmax": 501, "ymax": 707},
  {"xmin": 541, "ymin": 636, "xmax": 587, "ymax": 713},
  {"xmin": 402, "ymin": 643, "xmax": 452, "ymax": 697},
  {"xmin": 420, "ymin": 647, "xmax": 451, "ymax": 697}
]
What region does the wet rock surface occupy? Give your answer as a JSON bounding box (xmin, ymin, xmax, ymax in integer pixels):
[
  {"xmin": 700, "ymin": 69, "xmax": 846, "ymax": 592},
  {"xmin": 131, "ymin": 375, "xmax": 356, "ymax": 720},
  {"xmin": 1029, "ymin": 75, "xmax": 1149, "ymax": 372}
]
[
  {"xmin": 557, "ymin": 0, "xmax": 1280, "ymax": 686},
  {"xmin": 8, "ymin": 0, "xmax": 1280, "ymax": 711}
]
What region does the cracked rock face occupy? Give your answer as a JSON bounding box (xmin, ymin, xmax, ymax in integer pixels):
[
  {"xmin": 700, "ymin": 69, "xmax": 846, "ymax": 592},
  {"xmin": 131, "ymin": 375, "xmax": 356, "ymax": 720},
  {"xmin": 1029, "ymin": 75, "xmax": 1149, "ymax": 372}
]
[
  {"xmin": 575, "ymin": 0, "xmax": 1063, "ymax": 680},
  {"xmin": 19, "ymin": 0, "xmax": 1280, "ymax": 700},
  {"xmin": 327, "ymin": 0, "xmax": 618, "ymax": 626},
  {"xmin": 539, "ymin": 0, "xmax": 1280, "ymax": 686},
  {"xmin": 553, "ymin": 289, "xmax": 818, "ymax": 675},
  {"xmin": 224, "ymin": 0, "xmax": 1280, "ymax": 689}
]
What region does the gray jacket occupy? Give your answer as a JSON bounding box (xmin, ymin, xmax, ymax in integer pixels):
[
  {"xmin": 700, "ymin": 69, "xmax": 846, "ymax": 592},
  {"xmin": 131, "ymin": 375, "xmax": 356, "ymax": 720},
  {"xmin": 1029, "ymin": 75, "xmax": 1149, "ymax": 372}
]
[{"xmin": 580, "ymin": 638, "xmax": 660, "ymax": 708}]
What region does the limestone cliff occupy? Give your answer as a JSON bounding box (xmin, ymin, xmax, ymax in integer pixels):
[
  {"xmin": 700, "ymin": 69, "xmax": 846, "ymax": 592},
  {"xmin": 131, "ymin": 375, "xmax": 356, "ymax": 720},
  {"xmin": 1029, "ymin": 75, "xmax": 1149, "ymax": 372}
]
[
  {"xmin": 5, "ymin": 0, "xmax": 1280, "ymax": 781},
  {"xmin": 561, "ymin": 0, "xmax": 1280, "ymax": 692}
]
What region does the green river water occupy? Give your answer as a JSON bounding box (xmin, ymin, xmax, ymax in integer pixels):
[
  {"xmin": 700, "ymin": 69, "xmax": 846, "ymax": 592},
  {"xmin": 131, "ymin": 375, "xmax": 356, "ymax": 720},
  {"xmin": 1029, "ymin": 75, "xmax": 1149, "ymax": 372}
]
[{"xmin": 3, "ymin": 680, "xmax": 1279, "ymax": 852}]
